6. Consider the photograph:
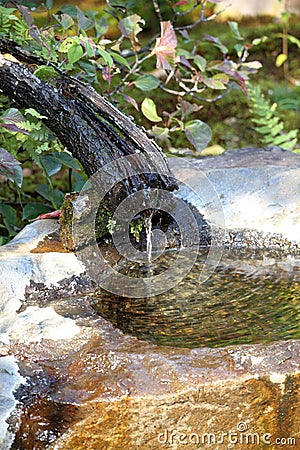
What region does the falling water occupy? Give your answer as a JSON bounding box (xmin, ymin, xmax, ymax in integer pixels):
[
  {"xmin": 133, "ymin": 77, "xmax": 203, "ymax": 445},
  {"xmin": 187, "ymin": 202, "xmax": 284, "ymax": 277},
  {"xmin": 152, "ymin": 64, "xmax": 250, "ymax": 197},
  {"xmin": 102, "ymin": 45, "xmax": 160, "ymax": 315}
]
[{"xmin": 145, "ymin": 211, "xmax": 154, "ymax": 267}]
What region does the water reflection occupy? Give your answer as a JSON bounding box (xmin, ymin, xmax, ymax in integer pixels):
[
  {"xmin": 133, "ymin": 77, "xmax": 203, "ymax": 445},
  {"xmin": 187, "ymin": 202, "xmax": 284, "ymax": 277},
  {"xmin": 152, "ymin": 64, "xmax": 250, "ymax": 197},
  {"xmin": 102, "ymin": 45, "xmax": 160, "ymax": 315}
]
[{"xmin": 91, "ymin": 249, "xmax": 300, "ymax": 348}]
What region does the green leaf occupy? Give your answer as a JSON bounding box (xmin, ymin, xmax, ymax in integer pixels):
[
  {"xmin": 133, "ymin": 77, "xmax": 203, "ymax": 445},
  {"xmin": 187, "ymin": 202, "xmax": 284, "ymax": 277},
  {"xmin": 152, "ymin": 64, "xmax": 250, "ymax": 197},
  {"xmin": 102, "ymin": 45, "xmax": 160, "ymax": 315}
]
[
  {"xmin": 48, "ymin": 151, "xmax": 81, "ymax": 170},
  {"xmin": 185, "ymin": 120, "xmax": 212, "ymax": 152},
  {"xmin": 240, "ymin": 61, "xmax": 263, "ymax": 71},
  {"xmin": 110, "ymin": 51, "xmax": 131, "ymax": 70},
  {"xmin": 76, "ymin": 6, "xmax": 94, "ymax": 31},
  {"xmin": 52, "ymin": 189, "xmax": 64, "ymax": 206},
  {"xmin": 68, "ymin": 43, "xmax": 84, "ymax": 65},
  {"xmin": 234, "ymin": 43, "xmax": 244, "ymax": 58},
  {"xmin": 0, "ymin": 204, "xmax": 18, "ymax": 237},
  {"xmin": 60, "ymin": 13, "xmax": 74, "ymax": 30},
  {"xmin": 22, "ymin": 203, "xmax": 52, "ymax": 221},
  {"xmin": 272, "ymin": 133, "xmax": 297, "ymax": 146},
  {"xmin": 95, "ymin": 15, "xmax": 109, "ymax": 37},
  {"xmin": 84, "ymin": 39, "xmax": 95, "ymax": 58},
  {"xmin": 286, "ymin": 34, "xmax": 300, "ymax": 48},
  {"xmin": 36, "ymin": 183, "xmax": 52, "ymax": 201},
  {"xmin": 46, "ymin": 0, "xmax": 53, "ymax": 10},
  {"xmin": 283, "ymin": 129, "xmax": 299, "ymax": 141},
  {"xmin": 59, "ymin": 5, "xmax": 77, "ymax": 18},
  {"xmin": 204, "ymin": 35, "xmax": 228, "ymax": 55},
  {"xmin": 34, "ymin": 65, "xmax": 57, "ymax": 81},
  {"xmin": 228, "ymin": 21, "xmax": 244, "ymax": 41},
  {"xmin": 118, "ymin": 14, "xmax": 144, "ymax": 38},
  {"xmin": 276, "ymin": 53, "xmax": 287, "ymax": 67},
  {"xmin": 252, "ymin": 36, "xmax": 268, "ymax": 46},
  {"xmin": 141, "ymin": 98, "xmax": 162, "ymax": 122},
  {"xmin": 133, "ymin": 75, "xmax": 160, "ymax": 91},
  {"xmin": 202, "ymin": 74, "xmax": 226, "ymax": 90},
  {"xmin": 193, "ymin": 55, "xmax": 206, "ymax": 72},
  {"xmin": 120, "ymin": 93, "xmax": 139, "ymax": 110},
  {"xmin": 283, "ymin": 138, "xmax": 298, "ymax": 150},
  {"xmin": 1, "ymin": 108, "xmax": 24, "ymax": 124},
  {"xmin": 24, "ymin": 108, "xmax": 46, "ymax": 119},
  {"xmin": 97, "ymin": 47, "xmax": 113, "ymax": 67},
  {"xmin": 40, "ymin": 154, "xmax": 62, "ymax": 176},
  {"xmin": 152, "ymin": 126, "xmax": 170, "ymax": 141},
  {"xmin": 72, "ymin": 171, "xmax": 87, "ymax": 191},
  {"xmin": 0, "ymin": 236, "xmax": 9, "ymax": 246},
  {"xmin": 36, "ymin": 184, "xmax": 64, "ymax": 206},
  {"xmin": 59, "ymin": 37, "xmax": 74, "ymax": 53}
]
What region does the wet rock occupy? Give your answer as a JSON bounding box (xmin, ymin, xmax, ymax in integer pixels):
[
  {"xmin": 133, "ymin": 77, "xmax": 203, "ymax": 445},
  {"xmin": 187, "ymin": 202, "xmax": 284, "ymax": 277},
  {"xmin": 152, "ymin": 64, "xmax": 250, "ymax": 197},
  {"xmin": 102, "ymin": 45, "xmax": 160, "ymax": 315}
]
[
  {"xmin": 0, "ymin": 222, "xmax": 299, "ymax": 449},
  {"xmin": 0, "ymin": 356, "xmax": 24, "ymax": 449},
  {"xmin": 0, "ymin": 220, "xmax": 85, "ymax": 449},
  {"xmin": 1, "ymin": 147, "xmax": 300, "ymax": 449},
  {"xmin": 11, "ymin": 326, "xmax": 300, "ymax": 450}
]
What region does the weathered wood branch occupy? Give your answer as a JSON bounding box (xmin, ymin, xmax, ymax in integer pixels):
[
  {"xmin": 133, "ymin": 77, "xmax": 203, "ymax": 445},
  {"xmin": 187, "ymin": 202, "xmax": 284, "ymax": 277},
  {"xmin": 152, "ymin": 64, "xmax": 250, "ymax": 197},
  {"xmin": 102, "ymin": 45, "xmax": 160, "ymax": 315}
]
[{"xmin": 0, "ymin": 39, "xmax": 177, "ymax": 202}]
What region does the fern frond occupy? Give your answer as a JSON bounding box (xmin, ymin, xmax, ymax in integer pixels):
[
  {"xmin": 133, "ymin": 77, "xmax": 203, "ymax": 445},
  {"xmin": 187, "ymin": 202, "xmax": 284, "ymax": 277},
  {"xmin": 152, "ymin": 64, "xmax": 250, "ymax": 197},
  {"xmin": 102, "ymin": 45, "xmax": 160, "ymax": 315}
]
[{"xmin": 247, "ymin": 82, "xmax": 299, "ymax": 151}]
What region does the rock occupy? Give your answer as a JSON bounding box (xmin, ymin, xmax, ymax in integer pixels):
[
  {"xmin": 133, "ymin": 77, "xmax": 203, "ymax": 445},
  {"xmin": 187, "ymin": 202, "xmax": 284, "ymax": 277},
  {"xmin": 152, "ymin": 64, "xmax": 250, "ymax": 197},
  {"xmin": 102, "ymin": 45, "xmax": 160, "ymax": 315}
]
[
  {"xmin": 172, "ymin": 147, "xmax": 300, "ymax": 247},
  {"xmin": 0, "ymin": 356, "xmax": 24, "ymax": 449},
  {"xmin": 0, "ymin": 220, "xmax": 85, "ymax": 449},
  {"xmin": 0, "ymin": 220, "xmax": 84, "ymax": 342},
  {"xmin": 0, "ymin": 221, "xmax": 299, "ymax": 449},
  {"xmin": 11, "ymin": 323, "xmax": 300, "ymax": 450},
  {"xmin": 1, "ymin": 147, "xmax": 300, "ymax": 448}
]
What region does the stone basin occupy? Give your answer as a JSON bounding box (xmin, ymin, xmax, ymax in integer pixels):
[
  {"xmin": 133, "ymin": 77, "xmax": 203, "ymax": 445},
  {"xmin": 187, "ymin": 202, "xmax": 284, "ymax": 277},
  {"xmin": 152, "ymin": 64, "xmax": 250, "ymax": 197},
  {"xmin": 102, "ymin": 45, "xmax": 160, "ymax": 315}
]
[
  {"xmin": 174, "ymin": 146, "xmax": 300, "ymax": 247},
  {"xmin": 0, "ymin": 147, "xmax": 300, "ymax": 449}
]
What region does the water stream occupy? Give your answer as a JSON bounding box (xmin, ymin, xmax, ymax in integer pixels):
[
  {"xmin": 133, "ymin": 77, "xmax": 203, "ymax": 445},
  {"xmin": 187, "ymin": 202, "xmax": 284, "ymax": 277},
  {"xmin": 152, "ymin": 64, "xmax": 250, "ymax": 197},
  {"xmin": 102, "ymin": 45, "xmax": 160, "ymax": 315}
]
[{"xmin": 145, "ymin": 212, "xmax": 153, "ymax": 266}]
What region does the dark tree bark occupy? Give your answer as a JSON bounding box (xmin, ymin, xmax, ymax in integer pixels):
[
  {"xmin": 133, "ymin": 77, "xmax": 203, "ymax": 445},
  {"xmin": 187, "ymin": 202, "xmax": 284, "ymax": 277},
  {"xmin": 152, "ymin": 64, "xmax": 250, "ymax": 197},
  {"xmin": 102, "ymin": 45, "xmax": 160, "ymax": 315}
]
[{"xmin": 0, "ymin": 39, "xmax": 177, "ymax": 207}]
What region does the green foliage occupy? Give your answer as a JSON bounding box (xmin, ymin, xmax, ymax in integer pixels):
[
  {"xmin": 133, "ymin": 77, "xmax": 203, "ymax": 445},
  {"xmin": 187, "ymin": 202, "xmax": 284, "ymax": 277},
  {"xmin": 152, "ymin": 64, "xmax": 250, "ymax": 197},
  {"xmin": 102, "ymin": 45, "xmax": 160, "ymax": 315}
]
[
  {"xmin": 0, "ymin": 2, "xmax": 276, "ymax": 243},
  {"xmin": 0, "ymin": 3, "xmax": 262, "ymax": 149},
  {"xmin": 0, "ymin": 6, "xmax": 28, "ymax": 44},
  {"xmin": 270, "ymin": 85, "xmax": 300, "ymax": 112},
  {"xmin": 130, "ymin": 218, "xmax": 143, "ymax": 243},
  {"xmin": 0, "ymin": 204, "xmax": 19, "ymax": 241},
  {"xmin": 247, "ymin": 82, "xmax": 299, "ymax": 151},
  {"xmin": 0, "ymin": 99, "xmax": 83, "ymax": 240}
]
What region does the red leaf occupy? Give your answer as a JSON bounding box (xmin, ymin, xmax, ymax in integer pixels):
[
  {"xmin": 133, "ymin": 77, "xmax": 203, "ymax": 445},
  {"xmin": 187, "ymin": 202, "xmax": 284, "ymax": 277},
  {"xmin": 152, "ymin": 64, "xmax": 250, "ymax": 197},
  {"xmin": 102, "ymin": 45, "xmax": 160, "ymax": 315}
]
[
  {"xmin": 120, "ymin": 93, "xmax": 139, "ymax": 111},
  {"xmin": 102, "ymin": 66, "xmax": 112, "ymax": 82},
  {"xmin": 174, "ymin": 1, "xmax": 188, "ymax": 5},
  {"xmin": 0, "ymin": 123, "xmax": 29, "ymax": 134},
  {"xmin": 30, "ymin": 210, "xmax": 61, "ymax": 221},
  {"xmin": 152, "ymin": 21, "xmax": 177, "ymax": 70},
  {"xmin": 212, "ymin": 60, "xmax": 248, "ymax": 95},
  {"xmin": 17, "ymin": 5, "xmax": 33, "ymax": 27},
  {"xmin": 0, "ymin": 147, "xmax": 23, "ymax": 187}
]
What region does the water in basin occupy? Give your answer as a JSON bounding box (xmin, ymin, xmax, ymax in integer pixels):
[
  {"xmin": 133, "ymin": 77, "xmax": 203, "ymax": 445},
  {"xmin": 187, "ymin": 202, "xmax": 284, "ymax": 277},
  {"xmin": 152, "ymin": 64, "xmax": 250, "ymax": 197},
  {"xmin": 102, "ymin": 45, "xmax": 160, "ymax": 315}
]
[{"xmin": 91, "ymin": 248, "xmax": 300, "ymax": 348}]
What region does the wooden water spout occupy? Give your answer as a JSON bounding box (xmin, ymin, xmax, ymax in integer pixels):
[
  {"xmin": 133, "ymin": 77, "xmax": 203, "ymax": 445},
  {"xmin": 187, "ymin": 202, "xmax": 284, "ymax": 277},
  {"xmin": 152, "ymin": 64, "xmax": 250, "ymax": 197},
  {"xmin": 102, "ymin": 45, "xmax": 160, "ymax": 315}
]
[{"xmin": 0, "ymin": 39, "xmax": 177, "ymax": 236}]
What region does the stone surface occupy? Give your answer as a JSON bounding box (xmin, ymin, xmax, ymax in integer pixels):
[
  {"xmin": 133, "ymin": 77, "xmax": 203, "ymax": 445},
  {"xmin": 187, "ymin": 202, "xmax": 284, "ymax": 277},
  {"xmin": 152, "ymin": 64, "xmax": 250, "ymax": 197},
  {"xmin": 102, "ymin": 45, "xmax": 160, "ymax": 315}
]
[
  {"xmin": 172, "ymin": 147, "xmax": 300, "ymax": 245},
  {"xmin": 0, "ymin": 220, "xmax": 298, "ymax": 449},
  {"xmin": 0, "ymin": 220, "xmax": 84, "ymax": 449},
  {"xmin": 11, "ymin": 320, "xmax": 300, "ymax": 450},
  {"xmin": 1, "ymin": 148, "xmax": 300, "ymax": 448},
  {"xmin": 0, "ymin": 356, "xmax": 24, "ymax": 450}
]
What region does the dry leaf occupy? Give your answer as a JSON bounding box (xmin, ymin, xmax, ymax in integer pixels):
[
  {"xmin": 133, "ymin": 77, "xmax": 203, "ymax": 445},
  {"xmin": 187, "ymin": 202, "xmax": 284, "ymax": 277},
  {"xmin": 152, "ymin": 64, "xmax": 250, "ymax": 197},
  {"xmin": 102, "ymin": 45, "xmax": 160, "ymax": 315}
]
[{"xmin": 152, "ymin": 21, "xmax": 177, "ymax": 70}]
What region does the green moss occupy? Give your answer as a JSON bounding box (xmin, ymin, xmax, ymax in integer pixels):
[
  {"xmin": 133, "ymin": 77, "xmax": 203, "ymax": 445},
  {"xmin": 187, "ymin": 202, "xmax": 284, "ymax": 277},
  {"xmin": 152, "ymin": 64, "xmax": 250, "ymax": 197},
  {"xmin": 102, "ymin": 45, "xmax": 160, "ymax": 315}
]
[
  {"xmin": 59, "ymin": 192, "xmax": 77, "ymax": 250},
  {"xmin": 59, "ymin": 192, "xmax": 116, "ymax": 250}
]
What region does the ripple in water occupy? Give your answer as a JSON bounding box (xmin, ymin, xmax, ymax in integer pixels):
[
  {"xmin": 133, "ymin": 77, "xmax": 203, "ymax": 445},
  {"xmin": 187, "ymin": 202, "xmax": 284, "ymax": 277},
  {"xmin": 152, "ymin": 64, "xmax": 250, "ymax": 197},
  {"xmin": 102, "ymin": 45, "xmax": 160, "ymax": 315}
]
[{"xmin": 91, "ymin": 249, "xmax": 300, "ymax": 348}]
